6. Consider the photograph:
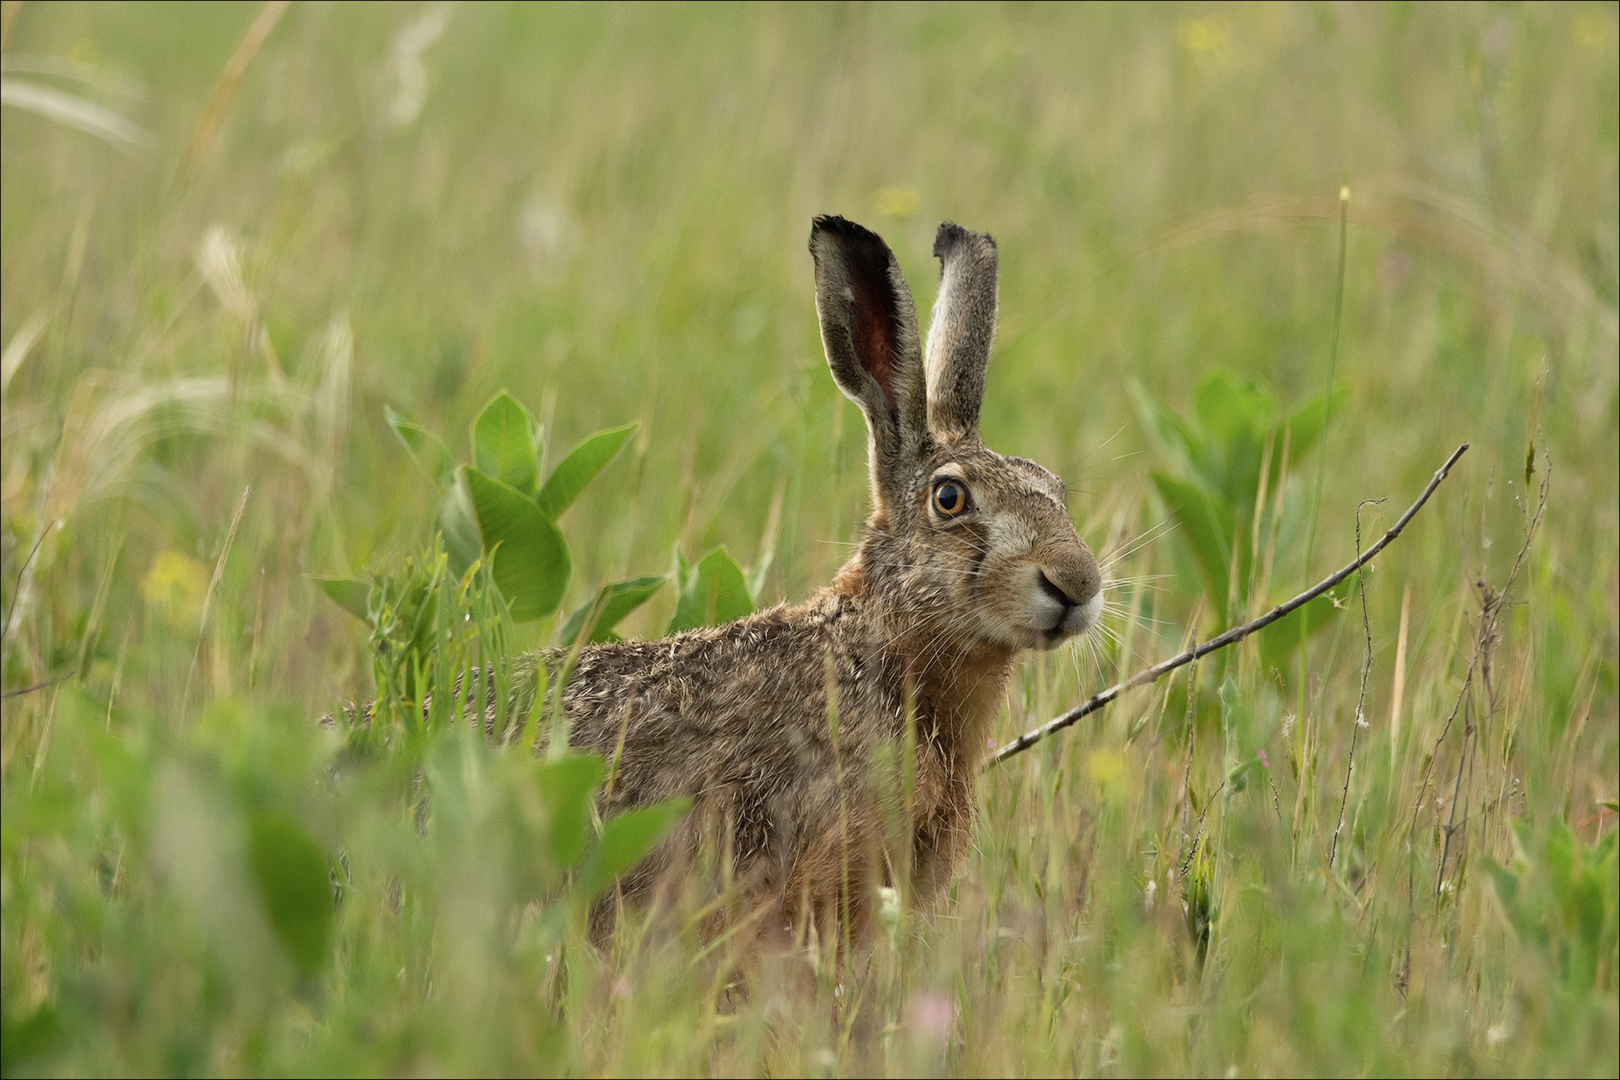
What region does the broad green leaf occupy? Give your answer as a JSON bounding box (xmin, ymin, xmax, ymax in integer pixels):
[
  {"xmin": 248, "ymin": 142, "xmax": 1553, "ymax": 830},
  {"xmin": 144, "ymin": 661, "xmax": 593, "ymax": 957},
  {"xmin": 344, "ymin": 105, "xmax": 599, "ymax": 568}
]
[
  {"xmin": 1128, "ymin": 380, "xmax": 1197, "ymax": 478},
  {"xmin": 1195, "ymin": 372, "xmax": 1272, "ymax": 446},
  {"xmin": 561, "ymin": 575, "xmax": 667, "ymax": 646},
  {"xmin": 577, "ymin": 797, "xmax": 691, "ymax": 900},
  {"xmin": 311, "ymin": 576, "xmax": 370, "ymax": 623},
  {"xmin": 535, "ymin": 755, "xmax": 605, "ymax": 869},
  {"xmin": 667, "ymin": 547, "xmax": 753, "ymax": 633},
  {"xmin": 247, "ymin": 813, "xmax": 333, "ymax": 975},
  {"xmin": 386, "ymin": 405, "xmax": 458, "ymax": 490},
  {"xmin": 1257, "ymin": 586, "xmax": 1348, "ymax": 670},
  {"xmin": 438, "ymin": 475, "xmax": 483, "ymax": 578},
  {"xmin": 1188, "ymin": 374, "xmax": 1275, "ymax": 508},
  {"xmin": 1152, "ymin": 471, "xmax": 1236, "ymax": 625},
  {"xmin": 537, "ymin": 424, "xmax": 637, "ymax": 519},
  {"xmin": 472, "ymin": 392, "xmax": 541, "ymax": 497},
  {"xmin": 463, "ymin": 467, "xmax": 571, "ymax": 621},
  {"xmin": 1277, "ymin": 384, "xmax": 1345, "ymax": 468}
]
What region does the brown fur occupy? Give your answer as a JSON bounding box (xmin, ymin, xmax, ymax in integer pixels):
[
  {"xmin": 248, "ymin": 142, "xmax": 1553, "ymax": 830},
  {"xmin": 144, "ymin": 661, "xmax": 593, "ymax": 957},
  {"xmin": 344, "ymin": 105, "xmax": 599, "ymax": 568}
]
[{"xmin": 510, "ymin": 218, "xmax": 1103, "ymax": 943}]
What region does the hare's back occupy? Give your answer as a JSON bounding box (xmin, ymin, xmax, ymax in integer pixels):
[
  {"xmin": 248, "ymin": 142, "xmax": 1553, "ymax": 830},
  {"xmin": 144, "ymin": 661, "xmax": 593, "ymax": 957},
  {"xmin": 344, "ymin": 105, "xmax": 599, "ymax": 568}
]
[{"xmin": 559, "ymin": 594, "xmax": 895, "ymax": 814}]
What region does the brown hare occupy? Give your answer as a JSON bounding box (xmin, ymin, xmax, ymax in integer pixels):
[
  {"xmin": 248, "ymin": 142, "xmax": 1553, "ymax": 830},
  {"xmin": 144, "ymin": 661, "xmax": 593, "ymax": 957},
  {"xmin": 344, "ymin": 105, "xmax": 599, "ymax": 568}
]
[{"xmin": 527, "ymin": 216, "xmax": 1102, "ymax": 943}]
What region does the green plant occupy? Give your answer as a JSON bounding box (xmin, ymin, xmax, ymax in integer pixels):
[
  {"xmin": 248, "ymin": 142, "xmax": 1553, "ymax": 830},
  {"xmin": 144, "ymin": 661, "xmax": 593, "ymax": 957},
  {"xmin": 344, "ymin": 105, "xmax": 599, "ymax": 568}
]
[
  {"xmin": 384, "ymin": 391, "xmax": 641, "ymax": 623},
  {"xmin": 319, "ymin": 392, "xmax": 767, "ymax": 650},
  {"xmin": 667, "ymin": 545, "xmax": 755, "ymax": 634},
  {"xmin": 1135, "ymin": 371, "xmax": 1346, "ymax": 665},
  {"xmin": 1485, "ymin": 816, "xmax": 1619, "ymax": 994},
  {"xmin": 0, "ymin": 678, "xmax": 689, "ymax": 1076}
]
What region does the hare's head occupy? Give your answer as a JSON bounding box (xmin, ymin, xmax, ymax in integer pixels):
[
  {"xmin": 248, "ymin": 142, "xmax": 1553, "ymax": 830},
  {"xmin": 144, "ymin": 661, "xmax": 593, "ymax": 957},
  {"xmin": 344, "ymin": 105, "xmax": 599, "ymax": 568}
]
[{"xmin": 810, "ymin": 216, "xmax": 1101, "ymax": 654}]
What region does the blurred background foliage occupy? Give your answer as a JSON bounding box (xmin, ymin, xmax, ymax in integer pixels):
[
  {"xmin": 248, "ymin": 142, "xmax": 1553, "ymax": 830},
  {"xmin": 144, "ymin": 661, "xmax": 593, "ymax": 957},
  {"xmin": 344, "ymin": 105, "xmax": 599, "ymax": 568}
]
[{"xmin": 1, "ymin": 2, "xmax": 1616, "ymax": 1074}]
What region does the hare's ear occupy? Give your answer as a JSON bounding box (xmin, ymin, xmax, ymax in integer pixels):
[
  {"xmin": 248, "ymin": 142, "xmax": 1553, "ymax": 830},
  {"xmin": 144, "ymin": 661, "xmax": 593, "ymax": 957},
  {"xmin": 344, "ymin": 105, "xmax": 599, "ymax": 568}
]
[
  {"xmin": 924, "ymin": 222, "xmax": 998, "ymax": 445},
  {"xmin": 810, "ymin": 215, "xmax": 928, "ymax": 510}
]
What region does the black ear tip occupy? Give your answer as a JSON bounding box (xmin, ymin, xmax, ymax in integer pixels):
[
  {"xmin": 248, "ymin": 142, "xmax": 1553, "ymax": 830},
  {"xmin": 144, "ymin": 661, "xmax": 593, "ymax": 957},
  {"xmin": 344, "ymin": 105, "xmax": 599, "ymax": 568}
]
[
  {"xmin": 933, "ymin": 221, "xmax": 997, "ymax": 260},
  {"xmin": 809, "ymin": 215, "xmax": 893, "ymax": 262}
]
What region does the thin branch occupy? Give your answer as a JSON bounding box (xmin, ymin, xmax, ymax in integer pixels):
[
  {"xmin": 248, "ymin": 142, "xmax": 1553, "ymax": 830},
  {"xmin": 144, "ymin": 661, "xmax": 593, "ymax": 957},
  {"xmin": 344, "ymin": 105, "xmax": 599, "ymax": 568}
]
[
  {"xmin": 987, "ymin": 444, "xmax": 1469, "ymax": 770},
  {"xmin": 1428, "ymin": 446, "xmax": 1549, "ymax": 898},
  {"xmin": 1329, "ymin": 498, "xmax": 1384, "ymax": 870},
  {"xmin": 1, "ymin": 673, "xmax": 72, "ymax": 700}
]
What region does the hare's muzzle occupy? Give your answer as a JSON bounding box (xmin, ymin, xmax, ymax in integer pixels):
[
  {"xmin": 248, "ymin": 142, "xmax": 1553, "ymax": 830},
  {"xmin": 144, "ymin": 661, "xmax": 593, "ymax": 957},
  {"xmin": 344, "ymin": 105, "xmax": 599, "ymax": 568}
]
[{"xmin": 1029, "ymin": 551, "xmax": 1103, "ymax": 650}]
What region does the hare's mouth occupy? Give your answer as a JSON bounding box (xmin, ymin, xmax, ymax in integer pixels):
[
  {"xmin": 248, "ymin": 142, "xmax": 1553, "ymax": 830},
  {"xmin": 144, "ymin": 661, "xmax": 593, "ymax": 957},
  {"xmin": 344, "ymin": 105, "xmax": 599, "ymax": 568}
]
[{"xmin": 1026, "ymin": 573, "xmax": 1103, "ymax": 651}]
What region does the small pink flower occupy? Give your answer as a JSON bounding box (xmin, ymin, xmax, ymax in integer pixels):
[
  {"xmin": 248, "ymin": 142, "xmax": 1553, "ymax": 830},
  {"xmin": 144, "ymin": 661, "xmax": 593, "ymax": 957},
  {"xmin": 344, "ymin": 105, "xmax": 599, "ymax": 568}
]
[
  {"xmin": 904, "ymin": 992, "xmax": 955, "ymax": 1039},
  {"xmin": 1257, "ymin": 748, "xmax": 1270, "ymax": 769}
]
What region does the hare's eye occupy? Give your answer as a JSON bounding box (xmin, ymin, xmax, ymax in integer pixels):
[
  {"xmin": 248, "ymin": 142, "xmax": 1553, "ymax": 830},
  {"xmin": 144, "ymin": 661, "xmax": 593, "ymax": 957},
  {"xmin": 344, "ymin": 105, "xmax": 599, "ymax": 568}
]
[{"xmin": 932, "ymin": 481, "xmax": 968, "ymax": 518}]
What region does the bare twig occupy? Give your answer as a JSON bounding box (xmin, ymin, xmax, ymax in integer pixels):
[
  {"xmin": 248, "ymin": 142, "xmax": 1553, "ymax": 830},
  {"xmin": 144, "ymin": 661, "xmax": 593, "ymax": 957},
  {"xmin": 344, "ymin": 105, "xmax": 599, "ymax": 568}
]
[
  {"xmin": 1329, "ymin": 499, "xmax": 1384, "ymax": 870},
  {"xmin": 1176, "ymin": 633, "xmax": 1200, "ymax": 841},
  {"xmin": 987, "ymin": 444, "xmax": 1469, "ymax": 769},
  {"xmin": 1428, "ymin": 447, "xmax": 1549, "ymax": 897},
  {"xmin": 1399, "ymin": 445, "xmax": 1549, "ymax": 990},
  {"xmin": 1, "ymin": 673, "xmax": 72, "ymax": 699}
]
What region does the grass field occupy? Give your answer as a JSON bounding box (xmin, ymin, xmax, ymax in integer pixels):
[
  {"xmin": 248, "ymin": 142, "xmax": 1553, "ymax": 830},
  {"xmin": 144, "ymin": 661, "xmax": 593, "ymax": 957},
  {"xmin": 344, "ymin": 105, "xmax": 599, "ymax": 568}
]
[{"xmin": 2, "ymin": 2, "xmax": 1617, "ymax": 1075}]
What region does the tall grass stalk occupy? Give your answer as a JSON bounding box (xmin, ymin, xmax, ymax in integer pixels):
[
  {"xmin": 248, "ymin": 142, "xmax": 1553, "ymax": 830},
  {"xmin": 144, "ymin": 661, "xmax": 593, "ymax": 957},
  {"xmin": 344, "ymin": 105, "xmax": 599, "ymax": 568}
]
[{"xmin": 1300, "ymin": 182, "xmax": 1352, "ymax": 736}]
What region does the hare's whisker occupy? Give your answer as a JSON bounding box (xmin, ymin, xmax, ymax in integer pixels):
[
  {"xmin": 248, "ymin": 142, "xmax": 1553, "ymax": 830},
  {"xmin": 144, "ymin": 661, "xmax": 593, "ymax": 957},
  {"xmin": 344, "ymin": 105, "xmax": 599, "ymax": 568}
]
[
  {"xmin": 1101, "ymin": 608, "xmax": 1172, "ymax": 630},
  {"xmin": 1103, "ymin": 573, "xmax": 1172, "ymax": 587},
  {"xmin": 1100, "ymin": 523, "xmax": 1177, "ymax": 570},
  {"xmin": 1074, "ymin": 423, "xmax": 1129, "ymax": 464},
  {"xmin": 1100, "ymin": 529, "xmax": 1174, "ymax": 569},
  {"xmin": 1101, "ymin": 517, "xmax": 1177, "ymax": 553},
  {"xmin": 1085, "ymin": 636, "xmax": 1107, "ymax": 687}
]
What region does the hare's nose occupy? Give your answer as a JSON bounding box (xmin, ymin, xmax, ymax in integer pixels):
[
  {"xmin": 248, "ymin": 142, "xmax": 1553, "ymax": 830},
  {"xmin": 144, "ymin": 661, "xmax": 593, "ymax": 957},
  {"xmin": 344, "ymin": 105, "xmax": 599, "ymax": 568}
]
[
  {"xmin": 1037, "ymin": 569, "xmax": 1079, "ymax": 609},
  {"xmin": 1041, "ymin": 552, "xmax": 1100, "ymax": 609}
]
